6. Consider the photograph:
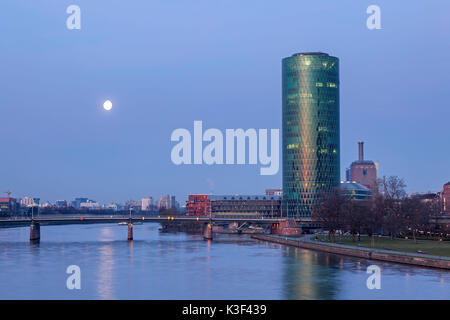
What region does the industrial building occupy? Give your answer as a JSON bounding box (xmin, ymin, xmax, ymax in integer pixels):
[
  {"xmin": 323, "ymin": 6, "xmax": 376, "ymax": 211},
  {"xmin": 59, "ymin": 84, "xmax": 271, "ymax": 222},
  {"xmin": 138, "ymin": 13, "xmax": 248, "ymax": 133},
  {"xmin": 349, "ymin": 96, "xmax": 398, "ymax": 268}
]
[{"xmin": 347, "ymin": 142, "xmax": 378, "ymax": 193}]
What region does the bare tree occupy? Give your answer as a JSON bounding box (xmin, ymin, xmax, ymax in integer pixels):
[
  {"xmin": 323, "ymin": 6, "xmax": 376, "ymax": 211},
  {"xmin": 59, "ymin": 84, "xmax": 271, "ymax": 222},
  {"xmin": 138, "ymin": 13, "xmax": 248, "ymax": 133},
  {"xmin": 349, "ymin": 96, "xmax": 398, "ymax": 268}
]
[
  {"xmin": 402, "ymin": 197, "xmax": 427, "ymax": 243},
  {"xmin": 312, "ymin": 189, "xmax": 347, "ymax": 242},
  {"xmin": 379, "ymin": 176, "xmax": 407, "ymax": 239},
  {"xmin": 426, "ymin": 197, "xmax": 443, "ymax": 237},
  {"xmin": 343, "ymin": 200, "xmax": 369, "ymax": 242},
  {"xmin": 383, "ymin": 198, "xmax": 405, "ymax": 239},
  {"xmin": 404, "ymin": 196, "xmax": 440, "ymax": 242},
  {"xmin": 384, "ymin": 176, "xmax": 407, "ymax": 200},
  {"xmin": 364, "ymin": 195, "xmax": 386, "ymax": 247}
]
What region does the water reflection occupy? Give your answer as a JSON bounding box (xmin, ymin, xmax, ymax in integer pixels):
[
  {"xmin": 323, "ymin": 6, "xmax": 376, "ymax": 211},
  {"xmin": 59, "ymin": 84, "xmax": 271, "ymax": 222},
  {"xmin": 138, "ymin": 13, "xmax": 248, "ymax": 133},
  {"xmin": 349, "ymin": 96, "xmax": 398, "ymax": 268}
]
[
  {"xmin": 96, "ymin": 227, "xmax": 116, "ymax": 299},
  {"xmin": 282, "ymin": 248, "xmax": 341, "ymax": 299}
]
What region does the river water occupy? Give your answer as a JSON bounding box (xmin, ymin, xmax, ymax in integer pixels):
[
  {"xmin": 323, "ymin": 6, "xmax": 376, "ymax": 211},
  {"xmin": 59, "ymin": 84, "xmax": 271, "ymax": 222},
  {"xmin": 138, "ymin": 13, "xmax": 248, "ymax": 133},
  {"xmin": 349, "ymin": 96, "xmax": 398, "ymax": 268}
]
[{"xmin": 0, "ymin": 223, "xmax": 448, "ymax": 299}]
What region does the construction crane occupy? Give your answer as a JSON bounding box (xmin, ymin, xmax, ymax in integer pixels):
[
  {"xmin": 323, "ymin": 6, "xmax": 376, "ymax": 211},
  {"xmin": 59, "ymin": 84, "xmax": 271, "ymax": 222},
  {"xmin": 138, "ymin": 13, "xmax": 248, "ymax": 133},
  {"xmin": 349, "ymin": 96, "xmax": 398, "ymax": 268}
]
[{"xmin": 3, "ymin": 190, "xmax": 11, "ymax": 198}]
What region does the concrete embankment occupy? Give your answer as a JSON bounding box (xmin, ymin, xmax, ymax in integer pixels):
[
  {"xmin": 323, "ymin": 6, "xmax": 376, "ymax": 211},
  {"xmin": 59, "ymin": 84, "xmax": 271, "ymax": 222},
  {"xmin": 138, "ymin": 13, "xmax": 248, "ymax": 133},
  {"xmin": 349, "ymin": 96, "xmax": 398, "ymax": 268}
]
[{"xmin": 251, "ymin": 234, "xmax": 450, "ymax": 270}]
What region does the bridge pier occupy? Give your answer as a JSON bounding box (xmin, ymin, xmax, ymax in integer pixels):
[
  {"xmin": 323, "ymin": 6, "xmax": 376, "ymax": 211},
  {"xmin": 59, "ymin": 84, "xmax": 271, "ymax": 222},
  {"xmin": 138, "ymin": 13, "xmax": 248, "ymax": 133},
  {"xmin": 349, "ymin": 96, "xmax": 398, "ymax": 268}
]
[
  {"xmin": 128, "ymin": 222, "xmax": 133, "ymax": 241},
  {"xmin": 270, "ymin": 222, "xmax": 280, "ymax": 235},
  {"xmin": 203, "ymin": 223, "xmax": 213, "ymax": 240},
  {"xmin": 271, "ymin": 219, "xmax": 302, "ymax": 236},
  {"xmin": 30, "ymin": 222, "xmax": 40, "ymax": 241}
]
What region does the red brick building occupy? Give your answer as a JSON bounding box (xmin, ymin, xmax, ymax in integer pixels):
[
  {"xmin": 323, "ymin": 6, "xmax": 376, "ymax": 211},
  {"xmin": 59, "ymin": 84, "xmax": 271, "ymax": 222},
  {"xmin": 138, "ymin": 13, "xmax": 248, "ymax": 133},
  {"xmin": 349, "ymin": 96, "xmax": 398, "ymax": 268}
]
[
  {"xmin": 348, "ymin": 142, "xmax": 378, "ymax": 193},
  {"xmin": 186, "ymin": 194, "xmax": 212, "ymax": 216},
  {"xmin": 442, "ymin": 182, "xmax": 450, "ymax": 214}
]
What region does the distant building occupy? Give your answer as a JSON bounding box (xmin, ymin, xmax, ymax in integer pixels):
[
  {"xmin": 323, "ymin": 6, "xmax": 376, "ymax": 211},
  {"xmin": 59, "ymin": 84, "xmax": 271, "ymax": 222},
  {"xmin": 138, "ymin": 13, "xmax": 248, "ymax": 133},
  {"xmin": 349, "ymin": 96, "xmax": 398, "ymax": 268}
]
[
  {"xmin": 442, "ymin": 182, "xmax": 450, "ymax": 214},
  {"xmin": 348, "ymin": 142, "xmax": 378, "ymax": 193},
  {"xmin": 265, "ymin": 189, "xmax": 283, "ymax": 196},
  {"xmin": 340, "ymin": 181, "xmax": 373, "ymax": 200},
  {"xmin": 141, "ymin": 197, "xmax": 153, "ymax": 211},
  {"xmin": 125, "ymin": 200, "xmax": 141, "ymax": 211},
  {"xmin": 40, "ymin": 202, "xmax": 52, "ymax": 208},
  {"xmin": 157, "ymin": 195, "xmax": 178, "ymax": 210},
  {"xmin": 106, "ymin": 203, "xmax": 120, "ymax": 211},
  {"xmin": 20, "ymin": 197, "xmax": 39, "ymax": 207},
  {"xmin": 80, "ymin": 200, "xmax": 100, "ymax": 210},
  {"xmin": 71, "ymin": 198, "xmax": 89, "ymax": 209},
  {"xmin": 186, "ymin": 194, "xmax": 281, "ymax": 216},
  {"xmin": 0, "ymin": 197, "xmax": 17, "ymax": 216},
  {"xmin": 55, "ymin": 200, "xmax": 68, "ymax": 208},
  {"xmin": 411, "ymin": 192, "xmax": 440, "ymax": 204}
]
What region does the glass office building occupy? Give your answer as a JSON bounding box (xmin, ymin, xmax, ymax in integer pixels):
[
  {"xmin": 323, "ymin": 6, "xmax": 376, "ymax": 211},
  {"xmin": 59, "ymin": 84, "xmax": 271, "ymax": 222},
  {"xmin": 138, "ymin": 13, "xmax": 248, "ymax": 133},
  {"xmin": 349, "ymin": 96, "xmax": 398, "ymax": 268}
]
[
  {"xmin": 340, "ymin": 181, "xmax": 372, "ymax": 200},
  {"xmin": 282, "ymin": 52, "xmax": 340, "ymax": 217}
]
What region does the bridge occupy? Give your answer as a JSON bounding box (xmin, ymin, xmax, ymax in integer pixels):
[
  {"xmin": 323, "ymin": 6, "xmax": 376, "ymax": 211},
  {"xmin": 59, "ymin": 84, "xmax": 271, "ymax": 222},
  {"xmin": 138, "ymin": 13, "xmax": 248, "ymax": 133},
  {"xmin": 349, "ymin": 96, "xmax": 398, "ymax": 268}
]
[
  {"xmin": 0, "ymin": 215, "xmax": 306, "ymax": 242},
  {"xmin": 4, "ymin": 214, "xmax": 446, "ymax": 242}
]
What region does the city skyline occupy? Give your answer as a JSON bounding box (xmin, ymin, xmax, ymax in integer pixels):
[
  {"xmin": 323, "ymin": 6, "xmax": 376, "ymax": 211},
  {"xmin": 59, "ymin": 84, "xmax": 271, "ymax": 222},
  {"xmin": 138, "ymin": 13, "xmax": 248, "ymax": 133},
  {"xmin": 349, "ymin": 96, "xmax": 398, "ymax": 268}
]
[
  {"xmin": 1, "ymin": 1, "xmax": 449, "ymax": 303},
  {"xmin": 1, "ymin": 1, "xmax": 449, "ymax": 204}
]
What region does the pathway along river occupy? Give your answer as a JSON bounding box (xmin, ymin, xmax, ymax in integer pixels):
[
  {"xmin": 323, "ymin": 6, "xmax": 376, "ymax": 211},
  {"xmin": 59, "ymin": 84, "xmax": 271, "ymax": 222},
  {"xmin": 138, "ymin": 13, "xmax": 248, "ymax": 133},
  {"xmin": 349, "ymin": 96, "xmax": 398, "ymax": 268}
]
[{"xmin": 0, "ymin": 223, "xmax": 448, "ymax": 299}]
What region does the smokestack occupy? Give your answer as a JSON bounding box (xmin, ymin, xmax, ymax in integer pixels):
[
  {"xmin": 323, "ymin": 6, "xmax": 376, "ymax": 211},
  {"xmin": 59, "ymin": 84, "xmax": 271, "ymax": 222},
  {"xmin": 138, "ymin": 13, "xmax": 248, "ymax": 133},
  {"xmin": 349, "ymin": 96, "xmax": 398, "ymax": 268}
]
[{"xmin": 358, "ymin": 141, "xmax": 364, "ymax": 161}]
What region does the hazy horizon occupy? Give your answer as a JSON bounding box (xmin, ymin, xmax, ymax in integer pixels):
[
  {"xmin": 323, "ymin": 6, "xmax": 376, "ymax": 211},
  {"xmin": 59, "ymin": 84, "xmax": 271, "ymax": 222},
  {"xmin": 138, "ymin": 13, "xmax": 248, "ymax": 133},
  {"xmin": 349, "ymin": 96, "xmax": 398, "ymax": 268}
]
[{"xmin": 1, "ymin": 1, "xmax": 449, "ymax": 204}]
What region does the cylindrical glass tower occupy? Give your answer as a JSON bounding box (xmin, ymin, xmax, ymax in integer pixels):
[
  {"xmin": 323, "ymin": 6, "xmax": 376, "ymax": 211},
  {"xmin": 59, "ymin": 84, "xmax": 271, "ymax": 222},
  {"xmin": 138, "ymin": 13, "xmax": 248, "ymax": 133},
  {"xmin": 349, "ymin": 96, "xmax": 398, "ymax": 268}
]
[{"xmin": 282, "ymin": 52, "xmax": 340, "ymax": 217}]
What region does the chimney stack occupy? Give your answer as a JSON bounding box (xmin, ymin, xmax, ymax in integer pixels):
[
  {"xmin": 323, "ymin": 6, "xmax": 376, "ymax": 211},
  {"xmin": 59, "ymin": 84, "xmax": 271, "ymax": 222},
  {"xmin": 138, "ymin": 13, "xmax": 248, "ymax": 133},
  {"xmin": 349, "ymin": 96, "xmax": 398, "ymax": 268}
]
[{"xmin": 358, "ymin": 141, "xmax": 364, "ymax": 161}]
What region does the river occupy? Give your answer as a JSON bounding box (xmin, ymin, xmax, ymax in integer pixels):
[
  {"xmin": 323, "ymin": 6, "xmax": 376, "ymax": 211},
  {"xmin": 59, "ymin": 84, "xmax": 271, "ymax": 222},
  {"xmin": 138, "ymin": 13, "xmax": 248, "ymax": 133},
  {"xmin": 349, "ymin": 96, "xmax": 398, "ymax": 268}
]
[{"xmin": 0, "ymin": 223, "xmax": 448, "ymax": 299}]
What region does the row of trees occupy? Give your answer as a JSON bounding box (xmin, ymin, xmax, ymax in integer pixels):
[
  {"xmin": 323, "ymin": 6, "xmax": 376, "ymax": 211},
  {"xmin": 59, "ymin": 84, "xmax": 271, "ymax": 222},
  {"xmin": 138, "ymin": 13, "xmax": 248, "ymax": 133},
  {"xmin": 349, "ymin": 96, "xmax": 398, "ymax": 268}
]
[{"xmin": 311, "ymin": 176, "xmax": 443, "ymax": 243}]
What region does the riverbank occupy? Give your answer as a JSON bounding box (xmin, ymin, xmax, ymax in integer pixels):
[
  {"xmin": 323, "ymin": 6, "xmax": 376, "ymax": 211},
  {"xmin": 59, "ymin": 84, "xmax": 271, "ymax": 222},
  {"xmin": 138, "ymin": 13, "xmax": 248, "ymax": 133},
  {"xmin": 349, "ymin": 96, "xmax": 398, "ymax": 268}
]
[
  {"xmin": 313, "ymin": 235, "xmax": 450, "ymax": 257},
  {"xmin": 251, "ymin": 234, "xmax": 450, "ymax": 270}
]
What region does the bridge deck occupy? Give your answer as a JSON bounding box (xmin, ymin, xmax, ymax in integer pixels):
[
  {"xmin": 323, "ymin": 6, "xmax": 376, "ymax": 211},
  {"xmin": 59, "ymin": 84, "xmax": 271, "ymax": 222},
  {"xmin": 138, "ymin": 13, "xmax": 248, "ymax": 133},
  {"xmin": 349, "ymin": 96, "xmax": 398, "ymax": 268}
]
[{"xmin": 0, "ymin": 215, "xmax": 312, "ymax": 228}]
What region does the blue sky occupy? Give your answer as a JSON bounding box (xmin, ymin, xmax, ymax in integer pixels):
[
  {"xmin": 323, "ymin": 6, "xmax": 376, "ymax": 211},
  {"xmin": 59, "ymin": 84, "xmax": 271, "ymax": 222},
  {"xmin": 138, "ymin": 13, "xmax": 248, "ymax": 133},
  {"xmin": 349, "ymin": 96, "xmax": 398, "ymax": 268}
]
[{"xmin": 0, "ymin": 1, "xmax": 449, "ymax": 204}]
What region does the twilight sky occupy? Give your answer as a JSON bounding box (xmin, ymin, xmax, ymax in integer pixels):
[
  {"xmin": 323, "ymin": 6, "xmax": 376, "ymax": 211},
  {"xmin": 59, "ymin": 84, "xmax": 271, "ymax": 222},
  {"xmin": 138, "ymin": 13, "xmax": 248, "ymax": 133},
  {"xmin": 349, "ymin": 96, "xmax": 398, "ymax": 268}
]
[{"xmin": 0, "ymin": 0, "xmax": 449, "ymax": 204}]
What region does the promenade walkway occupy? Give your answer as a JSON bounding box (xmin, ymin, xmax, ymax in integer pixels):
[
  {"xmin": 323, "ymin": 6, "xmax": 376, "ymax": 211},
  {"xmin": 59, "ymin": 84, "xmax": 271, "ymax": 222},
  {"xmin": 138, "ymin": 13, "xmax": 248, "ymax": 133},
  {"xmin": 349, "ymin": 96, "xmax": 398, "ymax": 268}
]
[{"xmin": 270, "ymin": 234, "xmax": 450, "ymax": 261}]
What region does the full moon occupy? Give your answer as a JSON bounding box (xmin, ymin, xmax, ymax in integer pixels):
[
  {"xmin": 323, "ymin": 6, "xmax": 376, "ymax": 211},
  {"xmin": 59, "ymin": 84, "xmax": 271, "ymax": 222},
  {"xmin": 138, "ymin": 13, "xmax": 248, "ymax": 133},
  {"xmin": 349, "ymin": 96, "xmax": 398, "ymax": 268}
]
[{"xmin": 103, "ymin": 100, "xmax": 112, "ymax": 111}]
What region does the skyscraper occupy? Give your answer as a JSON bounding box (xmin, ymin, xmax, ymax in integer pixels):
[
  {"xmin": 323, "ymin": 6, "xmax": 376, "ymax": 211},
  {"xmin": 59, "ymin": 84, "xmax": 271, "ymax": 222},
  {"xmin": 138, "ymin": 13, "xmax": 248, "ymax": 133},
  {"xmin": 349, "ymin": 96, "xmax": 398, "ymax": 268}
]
[{"xmin": 282, "ymin": 52, "xmax": 340, "ymax": 217}]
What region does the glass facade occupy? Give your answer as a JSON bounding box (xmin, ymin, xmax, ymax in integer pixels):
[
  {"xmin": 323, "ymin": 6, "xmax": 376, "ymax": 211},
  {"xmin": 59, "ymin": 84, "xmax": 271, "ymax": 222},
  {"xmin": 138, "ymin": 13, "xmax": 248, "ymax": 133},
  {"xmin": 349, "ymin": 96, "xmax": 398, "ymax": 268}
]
[
  {"xmin": 340, "ymin": 181, "xmax": 372, "ymax": 200},
  {"xmin": 282, "ymin": 52, "xmax": 340, "ymax": 217}
]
